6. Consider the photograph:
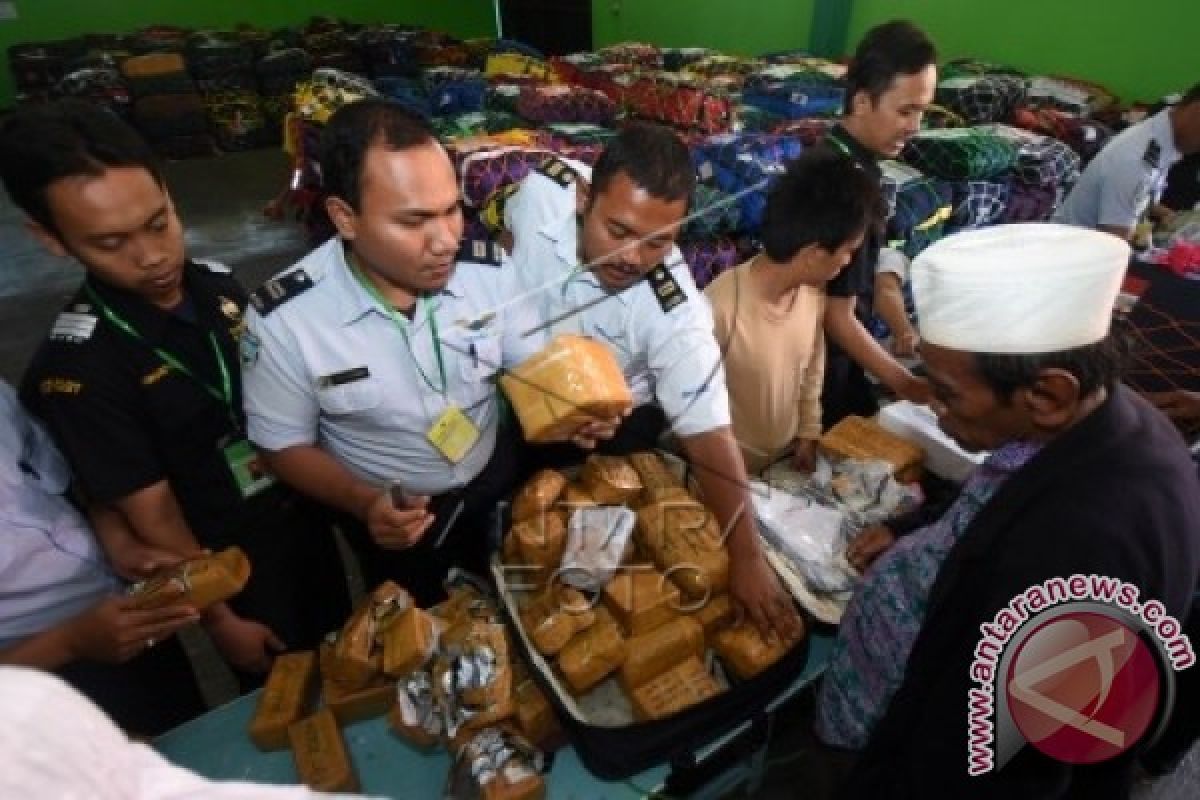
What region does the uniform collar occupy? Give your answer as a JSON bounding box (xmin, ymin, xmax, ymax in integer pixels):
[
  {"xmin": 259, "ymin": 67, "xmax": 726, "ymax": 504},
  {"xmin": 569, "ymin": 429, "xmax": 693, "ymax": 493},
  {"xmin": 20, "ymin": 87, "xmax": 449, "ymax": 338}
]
[
  {"xmin": 83, "ymin": 260, "xmax": 213, "ymax": 342},
  {"xmin": 540, "ymin": 211, "xmax": 631, "ymax": 306},
  {"xmin": 829, "ymin": 123, "xmax": 883, "ymax": 177},
  {"xmin": 334, "ymin": 238, "xmax": 464, "ymax": 328}
]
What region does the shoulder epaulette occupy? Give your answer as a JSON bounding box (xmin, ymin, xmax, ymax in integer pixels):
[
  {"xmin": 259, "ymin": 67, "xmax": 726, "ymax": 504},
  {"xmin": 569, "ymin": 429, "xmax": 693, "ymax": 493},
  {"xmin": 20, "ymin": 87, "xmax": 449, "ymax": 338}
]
[
  {"xmin": 249, "ymin": 270, "xmax": 314, "ymax": 316},
  {"xmin": 646, "ymin": 264, "xmax": 687, "ymax": 313},
  {"xmin": 458, "ymin": 239, "xmax": 505, "ymax": 267},
  {"xmin": 536, "ymin": 157, "xmax": 578, "ymax": 188},
  {"xmin": 192, "ymin": 258, "xmax": 232, "ymax": 274},
  {"xmin": 1144, "ymin": 139, "xmax": 1161, "ymax": 169}
]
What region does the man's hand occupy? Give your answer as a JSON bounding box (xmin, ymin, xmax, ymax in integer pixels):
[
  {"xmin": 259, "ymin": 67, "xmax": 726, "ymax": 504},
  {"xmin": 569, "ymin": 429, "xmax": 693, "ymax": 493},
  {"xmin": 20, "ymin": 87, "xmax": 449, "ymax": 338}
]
[
  {"xmin": 728, "ymin": 541, "xmax": 803, "ymax": 641},
  {"xmin": 105, "ymin": 539, "xmax": 191, "ymax": 583},
  {"xmin": 570, "ymin": 415, "xmax": 623, "ymax": 450},
  {"xmin": 894, "ymin": 372, "xmax": 933, "ymax": 405},
  {"xmin": 364, "ymin": 490, "xmax": 435, "ymax": 550},
  {"xmin": 204, "ymin": 606, "xmax": 285, "ymax": 673},
  {"xmin": 1145, "ymin": 390, "xmax": 1200, "ymax": 424},
  {"xmin": 846, "ymin": 524, "xmax": 897, "ymax": 572},
  {"xmin": 791, "ymin": 438, "xmax": 819, "ymax": 473},
  {"xmin": 891, "ymin": 329, "xmax": 920, "ymax": 358},
  {"xmin": 64, "ymin": 597, "xmax": 199, "ymax": 663}
]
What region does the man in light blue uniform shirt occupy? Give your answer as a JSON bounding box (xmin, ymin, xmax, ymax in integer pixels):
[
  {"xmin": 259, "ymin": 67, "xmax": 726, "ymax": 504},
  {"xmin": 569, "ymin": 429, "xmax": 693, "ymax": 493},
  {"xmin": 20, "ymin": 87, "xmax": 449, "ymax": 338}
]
[
  {"xmin": 1055, "ymin": 83, "xmax": 1200, "ymax": 241},
  {"xmin": 505, "ymin": 123, "xmax": 801, "ymax": 637},
  {"xmin": 242, "ymin": 100, "xmax": 600, "ymax": 603}
]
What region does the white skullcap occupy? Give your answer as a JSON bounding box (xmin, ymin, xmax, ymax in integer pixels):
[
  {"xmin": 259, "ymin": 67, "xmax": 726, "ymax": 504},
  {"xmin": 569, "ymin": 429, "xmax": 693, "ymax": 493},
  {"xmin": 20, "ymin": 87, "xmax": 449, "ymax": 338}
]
[{"xmin": 912, "ymin": 223, "xmax": 1129, "ymax": 354}]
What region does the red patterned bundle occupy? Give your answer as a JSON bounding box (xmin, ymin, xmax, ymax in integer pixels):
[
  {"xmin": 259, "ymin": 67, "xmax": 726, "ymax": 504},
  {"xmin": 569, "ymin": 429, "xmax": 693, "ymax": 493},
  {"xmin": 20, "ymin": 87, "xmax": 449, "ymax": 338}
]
[
  {"xmin": 627, "ymin": 74, "xmax": 733, "ymax": 134},
  {"xmin": 517, "ymin": 85, "xmax": 617, "ymax": 125},
  {"xmin": 453, "ymin": 146, "xmax": 556, "ymax": 208}
]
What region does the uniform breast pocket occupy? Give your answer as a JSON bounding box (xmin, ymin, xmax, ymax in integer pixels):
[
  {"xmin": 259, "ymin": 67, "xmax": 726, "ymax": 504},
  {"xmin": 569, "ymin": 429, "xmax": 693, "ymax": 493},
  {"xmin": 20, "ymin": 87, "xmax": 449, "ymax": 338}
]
[
  {"xmin": 457, "ymin": 334, "xmax": 502, "ymax": 384},
  {"xmin": 316, "ymin": 379, "xmax": 382, "ymax": 417}
]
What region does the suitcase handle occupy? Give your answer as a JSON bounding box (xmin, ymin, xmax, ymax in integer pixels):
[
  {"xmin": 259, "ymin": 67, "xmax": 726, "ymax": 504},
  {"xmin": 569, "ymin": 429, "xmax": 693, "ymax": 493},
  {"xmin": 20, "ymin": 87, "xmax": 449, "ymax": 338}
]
[{"xmin": 663, "ymin": 711, "xmax": 771, "ymax": 796}]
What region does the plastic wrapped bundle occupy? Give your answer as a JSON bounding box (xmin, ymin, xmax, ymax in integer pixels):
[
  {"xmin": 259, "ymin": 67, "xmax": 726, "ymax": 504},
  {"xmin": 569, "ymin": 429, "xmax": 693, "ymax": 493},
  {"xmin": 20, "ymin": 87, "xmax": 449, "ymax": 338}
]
[
  {"xmin": 255, "ymin": 48, "xmax": 313, "ymax": 95},
  {"xmin": 596, "ymin": 42, "xmax": 662, "ymax": 70},
  {"xmin": 517, "ymin": 85, "xmax": 616, "ymax": 126},
  {"xmin": 900, "ymin": 127, "xmax": 1018, "ymax": 181},
  {"xmin": 455, "ymin": 146, "xmax": 555, "ymax": 208},
  {"xmin": 128, "ymin": 546, "xmax": 251, "ymax": 611},
  {"xmin": 485, "ymin": 52, "xmax": 555, "ymax": 82},
  {"xmin": 682, "ymin": 185, "xmax": 742, "ymax": 238},
  {"xmin": 626, "ymin": 73, "xmax": 733, "ymax": 133},
  {"xmin": 947, "ymin": 179, "xmax": 1012, "ymax": 232},
  {"xmin": 424, "ymin": 67, "xmax": 486, "ymax": 116},
  {"xmin": 56, "ymin": 67, "xmax": 132, "ymax": 117},
  {"xmin": 680, "ymin": 235, "xmax": 748, "ymax": 289},
  {"xmin": 360, "ymin": 26, "xmax": 420, "ymax": 78},
  {"xmin": 977, "ymin": 123, "xmax": 1081, "ymax": 189},
  {"xmin": 662, "ymin": 47, "xmax": 716, "ymax": 72},
  {"xmin": 186, "ymin": 32, "xmax": 256, "ymax": 92},
  {"xmin": 881, "ymin": 161, "xmax": 954, "ymax": 259},
  {"xmin": 499, "ymin": 334, "xmax": 633, "ymax": 444},
  {"xmin": 1011, "ymin": 106, "xmax": 1113, "ymax": 165},
  {"xmin": 1000, "ymin": 178, "xmax": 1059, "ymax": 223},
  {"xmin": 934, "ymin": 74, "xmax": 1027, "ymax": 125}
]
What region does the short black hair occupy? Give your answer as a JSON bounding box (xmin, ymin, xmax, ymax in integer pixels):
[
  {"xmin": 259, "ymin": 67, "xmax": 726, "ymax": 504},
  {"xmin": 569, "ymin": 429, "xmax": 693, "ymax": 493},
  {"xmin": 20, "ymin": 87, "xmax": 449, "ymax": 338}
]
[
  {"xmin": 973, "ymin": 332, "xmax": 1130, "ymax": 402},
  {"xmin": 0, "ymin": 99, "xmax": 162, "ymax": 233},
  {"xmin": 761, "ymin": 149, "xmax": 883, "ymax": 262},
  {"xmin": 844, "ymin": 19, "xmax": 937, "ymax": 111},
  {"xmin": 318, "ymin": 99, "xmax": 437, "ymax": 210},
  {"xmin": 590, "ymin": 122, "xmax": 695, "ymax": 205}
]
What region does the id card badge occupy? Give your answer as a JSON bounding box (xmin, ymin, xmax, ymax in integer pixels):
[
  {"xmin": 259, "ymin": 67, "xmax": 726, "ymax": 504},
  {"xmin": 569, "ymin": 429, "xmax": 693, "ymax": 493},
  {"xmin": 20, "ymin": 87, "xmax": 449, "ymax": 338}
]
[
  {"xmin": 427, "ymin": 406, "xmax": 480, "ymax": 464},
  {"xmin": 223, "ymin": 439, "xmax": 276, "ymax": 498}
]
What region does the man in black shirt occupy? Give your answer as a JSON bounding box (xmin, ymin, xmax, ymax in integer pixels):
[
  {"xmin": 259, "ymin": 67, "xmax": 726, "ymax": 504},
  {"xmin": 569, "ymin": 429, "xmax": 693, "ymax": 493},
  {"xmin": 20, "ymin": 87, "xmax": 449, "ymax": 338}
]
[
  {"xmin": 2, "ymin": 101, "xmax": 350, "ymax": 688},
  {"xmin": 820, "ymin": 21, "xmax": 937, "ymax": 425}
]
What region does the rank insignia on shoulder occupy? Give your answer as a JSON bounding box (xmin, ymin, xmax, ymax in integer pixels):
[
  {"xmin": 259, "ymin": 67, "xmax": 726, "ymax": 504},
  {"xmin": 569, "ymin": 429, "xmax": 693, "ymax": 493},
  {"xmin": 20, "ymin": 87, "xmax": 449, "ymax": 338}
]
[
  {"xmin": 646, "ymin": 265, "xmax": 687, "ymax": 313},
  {"xmin": 193, "ymin": 258, "xmax": 232, "ymax": 274},
  {"xmin": 458, "ymin": 239, "xmax": 504, "ymax": 267},
  {"xmin": 49, "ymin": 311, "xmax": 97, "ymax": 343},
  {"xmin": 537, "ymin": 157, "xmax": 578, "ymax": 188},
  {"xmin": 1143, "ymin": 139, "xmax": 1161, "ymax": 169},
  {"xmin": 249, "ymin": 270, "xmax": 313, "ymax": 316}
]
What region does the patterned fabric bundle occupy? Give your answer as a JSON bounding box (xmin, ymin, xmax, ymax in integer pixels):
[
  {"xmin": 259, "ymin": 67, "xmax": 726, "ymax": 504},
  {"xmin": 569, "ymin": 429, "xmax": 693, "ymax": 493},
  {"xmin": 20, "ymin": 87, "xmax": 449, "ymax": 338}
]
[
  {"xmin": 692, "ymin": 133, "xmax": 804, "ymax": 180},
  {"xmin": 516, "ymin": 85, "xmax": 616, "ymax": 125},
  {"xmin": 662, "ymin": 47, "xmax": 716, "ymax": 72},
  {"xmin": 131, "ymin": 26, "xmax": 190, "ymax": 54},
  {"xmin": 360, "ymin": 27, "xmax": 420, "ymax": 78},
  {"xmin": 686, "ymin": 54, "xmax": 763, "ymax": 79},
  {"xmin": 881, "ymin": 161, "xmax": 953, "ymax": 259},
  {"xmin": 293, "ymin": 68, "xmax": 378, "ymax": 124},
  {"xmin": 374, "ymin": 76, "xmax": 433, "ymax": 118},
  {"xmin": 549, "ymin": 53, "xmax": 603, "ymax": 84},
  {"xmin": 56, "ymin": 67, "xmax": 132, "ymax": 117},
  {"xmin": 684, "ymin": 185, "xmax": 743, "ymax": 238},
  {"xmin": 186, "ymin": 33, "xmax": 256, "ymax": 92},
  {"xmin": 541, "ymin": 123, "xmax": 617, "ymax": 146},
  {"xmin": 741, "ymin": 80, "xmax": 844, "ymax": 120},
  {"xmin": 626, "ymin": 73, "xmax": 733, "ymax": 133},
  {"xmin": 455, "ymin": 146, "xmax": 557, "ymax": 208},
  {"xmin": 574, "ymin": 63, "xmax": 639, "ymax": 108},
  {"xmin": 680, "ymin": 236, "xmax": 756, "ymax": 289},
  {"xmin": 485, "ymin": 83, "xmax": 524, "ymax": 114},
  {"xmin": 204, "ymin": 90, "xmax": 271, "ymax": 151},
  {"xmin": 734, "ymin": 104, "xmax": 783, "ymax": 133},
  {"xmin": 770, "ymin": 117, "xmax": 838, "ymax": 145},
  {"xmin": 934, "ymin": 75, "xmax": 1026, "ymax": 124},
  {"xmin": 976, "ymin": 124, "xmax": 1081, "ymax": 188},
  {"xmin": 939, "ymin": 58, "xmax": 1026, "ymax": 82},
  {"xmin": 423, "ymin": 68, "xmax": 486, "ymax": 116},
  {"xmin": 1027, "ymin": 75, "xmax": 1117, "ymax": 116},
  {"xmin": 900, "ymin": 128, "xmax": 1018, "ymax": 180},
  {"xmin": 485, "ymin": 52, "xmax": 555, "ymax": 82},
  {"xmin": 255, "ymin": 48, "xmax": 313, "ymax": 95},
  {"xmin": 8, "ymin": 43, "xmax": 70, "ymax": 91},
  {"xmin": 1011, "ymin": 107, "xmax": 1113, "ymax": 164},
  {"xmin": 490, "ymin": 39, "xmax": 544, "ymax": 60},
  {"xmin": 596, "ymin": 42, "xmax": 662, "ymax": 70},
  {"xmin": 431, "ymin": 111, "xmax": 527, "ymax": 142},
  {"xmin": 947, "ymin": 180, "xmax": 1012, "ymax": 232},
  {"xmin": 416, "ymin": 41, "xmax": 471, "ymax": 69},
  {"xmin": 999, "ymin": 178, "xmax": 1059, "ymax": 223}
]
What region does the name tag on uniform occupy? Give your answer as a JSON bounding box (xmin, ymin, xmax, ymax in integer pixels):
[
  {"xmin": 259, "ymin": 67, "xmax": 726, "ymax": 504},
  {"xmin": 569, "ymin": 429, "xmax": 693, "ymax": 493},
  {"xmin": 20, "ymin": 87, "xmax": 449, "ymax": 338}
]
[
  {"xmin": 427, "ymin": 406, "xmax": 480, "ymax": 464},
  {"xmin": 318, "ymin": 366, "xmax": 370, "ymax": 388},
  {"xmin": 223, "ymin": 439, "xmax": 276, "ymax": 498}
]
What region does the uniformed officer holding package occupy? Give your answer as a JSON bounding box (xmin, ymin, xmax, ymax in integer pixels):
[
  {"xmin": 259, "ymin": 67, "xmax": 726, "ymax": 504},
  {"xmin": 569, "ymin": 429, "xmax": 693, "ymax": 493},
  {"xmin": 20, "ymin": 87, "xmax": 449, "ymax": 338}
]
[
  {"xmin": 2, "ymin": 101, "xmax": 351, "ymax": 685},
  {"xmin": 242, "ymin": 100, "xmax": 611, "ymax": 604},
  {"xmin": 504, "ymin": 122, "xmax": 801, "ymax": 637},
  {"xmin": 1055, "ymin": 82, "xmax": 1200, "ymax": 241}
]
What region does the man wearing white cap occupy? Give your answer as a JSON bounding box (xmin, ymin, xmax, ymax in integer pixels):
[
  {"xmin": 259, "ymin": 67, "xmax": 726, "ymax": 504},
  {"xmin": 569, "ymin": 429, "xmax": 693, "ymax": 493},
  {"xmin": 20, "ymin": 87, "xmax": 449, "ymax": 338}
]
[{"xmin": 817, "ymin": 224, "xmax": 1200, "ymax": 797}]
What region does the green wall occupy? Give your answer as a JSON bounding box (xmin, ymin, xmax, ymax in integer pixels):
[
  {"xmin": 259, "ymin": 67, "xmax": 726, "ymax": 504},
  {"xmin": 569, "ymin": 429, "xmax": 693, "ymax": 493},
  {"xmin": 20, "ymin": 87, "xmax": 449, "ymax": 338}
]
[
  {"xmin": 847, "ymin": 0, "xmax": 1197, "ymax": 104},
  {"xmin": 0, "ymin": 0, "xmax": 497, "ymax": 108},
  {"xmin": 592, "ymin": 0, "xmax": 815, "ymax": 58}
]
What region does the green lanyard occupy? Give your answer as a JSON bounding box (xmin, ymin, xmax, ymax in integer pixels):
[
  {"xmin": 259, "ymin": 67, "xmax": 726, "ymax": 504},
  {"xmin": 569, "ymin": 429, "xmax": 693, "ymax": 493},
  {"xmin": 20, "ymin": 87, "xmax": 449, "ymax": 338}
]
[
  {"xmin": 827, "ymin": 130, "xmax": 853, "ymax": 159},
  {"xmin": 83, "ymin": 283, "xmax": 236, "ymax": 424},
  {"xmin": 349, "ymin": 265, "xmax": 447, "ymax": 396}
]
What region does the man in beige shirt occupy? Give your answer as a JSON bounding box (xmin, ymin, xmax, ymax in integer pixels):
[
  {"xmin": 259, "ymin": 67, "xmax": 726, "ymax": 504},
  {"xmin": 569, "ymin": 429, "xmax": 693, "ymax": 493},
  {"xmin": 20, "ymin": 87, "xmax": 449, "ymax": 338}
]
[{"xmin": 707, "ymin": 150, "xmax": 882, "ymax": 474}]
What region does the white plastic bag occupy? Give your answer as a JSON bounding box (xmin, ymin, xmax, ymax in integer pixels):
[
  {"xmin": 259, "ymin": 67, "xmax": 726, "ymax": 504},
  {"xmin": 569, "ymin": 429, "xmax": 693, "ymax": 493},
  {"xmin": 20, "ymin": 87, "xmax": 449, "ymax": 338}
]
[{"xmin": 559, "ymin": 506, "xmax": 637, "ymax": 591}]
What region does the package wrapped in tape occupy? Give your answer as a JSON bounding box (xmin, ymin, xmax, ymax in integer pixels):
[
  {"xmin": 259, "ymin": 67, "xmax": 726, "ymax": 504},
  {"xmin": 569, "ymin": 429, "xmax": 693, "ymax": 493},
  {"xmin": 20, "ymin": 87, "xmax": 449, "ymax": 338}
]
[
  {"xmin": 556, "ymin": 617, "xmax": 627, "ymax": 695},
  {"xmin": 712, "ymin": 620, "xmax": 806, "ymax": 680},
  {"xmin": 389, "ymin": 669, "xmax": 444, "ymax": 749},
  {"xmin": 437, "ymin": 621, "xmax": 516, "ymax": 738},
  {"xmin": 580, "ymin": 454, "xmax": 643, "ymax": 505},
  {"xmin": 249, "ymin": 651, "xmax": 318, "ymax": 751},
  {"xmin": 127, "ymin": 546, "xmax": 250, "ymax": 611},
  {"xmin": 322, "ymin": 677, "xmax": 395, "ymax": 726},
  {"xmin": 635, "ymin": 500, "xmax": 729, "ymax": 599},
  {"xmin": 619, "ymin": 616, "xmax": 705, "ymax": 690},
  {"xmin": 381, "ymin": 606, "xmax": 439, "ymax": 679},
  {"xmin": 601, "ymin": 568, "xmax": 680, "ymax": 636},
  {"xmin": 689, "ymin": 594, "xmax": 736, "ymax": 638},
  {"xmin": 445, "ymin": 727, "xmax": 546, "ymax": 800},
  {"xmin": 499, "ymin": 334, "xmax": 632, "ymax": 444},
  {"xmin": 630, "ymin": 656, "xmax": 722, "ymax": 721},
  {"xmin": 328, "ymin": 581, "xmax": 413, "ymax": 689},
  {"xmin": 628, "ymin": 451, "xmax": 686, "ymax": 506},
  {"xmin": 511, "ymin": 469, "xmax": 568, "ymax": 522},
  {"xmin": 289, "ymin": 708, "xmax": 360, "ymax": 792},
  {"xmin": 819, "ymin": 415, "xmax": 925, "ymax": 483},
  {"xmin": 509, "ymin": 512, "xmax": 567, "ymax": 573},
  {"xmin": 521, "ymin": 586, "xmax": 596, "ymax": 656},
  {"xmin": 515, "ymin": 679, "xmax": 564, "ymax": 751},
  {"xmin": 557, "ymin": 484, "xmax": 597, "ymax": 511}
]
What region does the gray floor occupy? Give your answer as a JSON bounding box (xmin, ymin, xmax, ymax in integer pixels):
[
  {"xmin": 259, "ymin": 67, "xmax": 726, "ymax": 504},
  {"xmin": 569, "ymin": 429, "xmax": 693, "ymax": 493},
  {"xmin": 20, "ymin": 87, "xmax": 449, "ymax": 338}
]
[{"xmin": 1, "ymin": 148, "xmax": 1194, "ymax": 797}]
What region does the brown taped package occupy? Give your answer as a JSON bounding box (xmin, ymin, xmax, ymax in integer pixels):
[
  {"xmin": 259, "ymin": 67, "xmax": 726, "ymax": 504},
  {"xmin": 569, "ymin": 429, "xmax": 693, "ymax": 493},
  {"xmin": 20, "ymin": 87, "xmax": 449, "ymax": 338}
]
[
  {"xmin": 556, "ymin": 618, "xmax": 627, "ymax": 695},
  {"xmin": 520, "ymin": 586, "xmax": 596, "ymax": 656},
  {"xmin": 328, "ymin": 581, "xmax": 412, "ymax": 689},
  {"xmin": 635, "ymin": 501, "xmax": 729, "ymax": 599},
  {"xmin": 515, "ymin": 679, "xmax": 563, "ymax": 751},
  {"xmin": 627, "ymin": 451, "xmax": 685, "ymax": 506},
  {"xmin": 713, "ymin": 620, "xmax": 806, "ymax": 679},
  {"xmin": 510, "ymin": 512, "xmax": 567, "ymax": 571},
  {"xmin": 381, "ymin": 607, "xmax": 438, "ymax": 679},
  {"xmin": 602, "ymin": 569, "xmax": 680, "ymax": 636},
  {"xmin": 619, "ymin": 616, "xmax": 705, "ymax": 691},
  {"xmin": 512, "ymin": 470, "xmax": 568, "ymax": 522},
  {"xmin": 322, "ymin": 678, "xmax": 395, "ymax": 725},
  {"xmin": 819, "ymin": 415, "xmax": 924, "ymax": 482},
  {"xmin": 289, "ymin": 708, "xmax": 360, "ymax": 792},
  {"xmin": 557, "ymin": 484, "xmax": 597, "ymax": 511},
  {"xmin": 580, "ymin": 454, "xmax": 643, "ymax": 505},
  {"xmin": 500, "ymin": 334, "xmax": 633, "ymax": 443},
  {"xmin": 127, "ymin": 546, "xmax": 251, "ymax": 611},
  {"xmin": 689, "ymin": 594, "xmax": 736, "ymax": 638},
  {"xmin": 452, "ymin": 622, "xmax": 513, "ymax": 709},
  {"xmin": 630, "ymin": 656, "xmax": 722, "ymax": 721},
  {"xmin": 481, "ymin": 769, "xmax": 546, "ymax": 800},
  {"xmin": 249, "ymin": 651, "xmax": 318, "ymax": 751}
]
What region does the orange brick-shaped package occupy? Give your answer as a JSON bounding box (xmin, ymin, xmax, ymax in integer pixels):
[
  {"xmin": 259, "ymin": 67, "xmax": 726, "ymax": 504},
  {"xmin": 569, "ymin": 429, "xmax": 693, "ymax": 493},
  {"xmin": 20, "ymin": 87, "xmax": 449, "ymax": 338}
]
[
  {"xmin": 818, "ymin": 415, "xmax": 924, "ymax": 482},
  {"xmin": 635, "ymin": 500, "xmax": 729, "ymax": 599},
  {"xmin": 249, "ymin": 651, "xmax": 318, "ymax": 750},
  {"xmin": 127, "ymin": 546, "xmax": 251, "ymax": 612},
  {"xmin": 500, "ymin": 334, "xmax": 632, "ymax": 444},
  {"xmin": 630, "ymin": 656, "xmax": 722, "ymax": 721},
  {"xmin": 511, "ymin": 469, "xmax": 568, "ymax": 522},
  {"xmin": 689, "ymin": 594, "xmax": 736, "ymax": 638},
  {"xmin": 510, "ymin": 512, "xmax": 568, "ymax": 572},
  {"xmin": 712, "ymin": 620, "xmax": 806, "ymax": 680},
  {"xmin": 322, "ymin": 677, "xmax": 395, "ymax": 726},
  {"xmin": 602, "ymin": 569, "xmax": 680, "ymax": 636},
  {"xmin": 619, "ymin": 616, "xmax": 705, "ymax": 690},
  {"xmin": 380, "ymin": 606, "xmax": 438, "ymax": 679},
  {"xmin": 557, "ymin": 619, "xmax": 627, "ymax": 695},
  {"xmin": 580, "ymin": 454, "xmax": 642, "ymax": 505},
  {"xmin": 289, "ymin": 708, "xmax": 359, "ymax": 792}
]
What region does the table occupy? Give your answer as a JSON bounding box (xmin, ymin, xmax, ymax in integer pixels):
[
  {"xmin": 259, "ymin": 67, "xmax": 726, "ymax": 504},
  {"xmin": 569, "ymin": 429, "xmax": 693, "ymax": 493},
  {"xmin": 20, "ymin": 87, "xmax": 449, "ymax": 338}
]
[{"xmin": 157, "ymin": 633, "xmax": 832, "ymax": 799}]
